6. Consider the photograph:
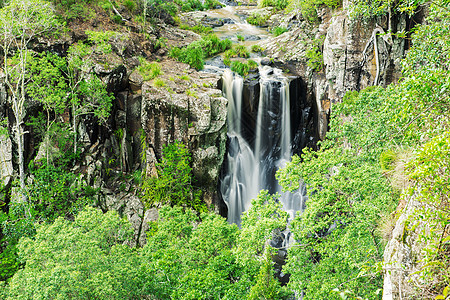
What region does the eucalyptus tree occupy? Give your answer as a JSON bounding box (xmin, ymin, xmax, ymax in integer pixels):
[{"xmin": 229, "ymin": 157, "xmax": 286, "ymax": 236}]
[
  {"xmin": 0, "ymin": 0, "xmax": 60, "ymax": 207},
  {"xmin": 66, "ymin": 42, "xmax": 113, "ymax": 155}
]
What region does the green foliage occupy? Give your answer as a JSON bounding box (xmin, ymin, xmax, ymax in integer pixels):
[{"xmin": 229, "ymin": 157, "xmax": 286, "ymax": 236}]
[
  {"xmin": 272, "ymin": 26, "xmax": 288, "ymax": 36},
  {"xmin": 276, "ymin": 3, "xmax": 450, "ymax": 298},
  {"xmin": 123, "ymin": 0, "xmax": 136, "ymax": 11},
  {"xmin": 248, "ymin": 59, "xmax": 258, "ymax": 69},
  {"xmin": 289, "ymin": 0, "xmax": 341, "ymax": 23},
  {"xmin": 142, "ymin": 141, "xmax": 205, "ymax": 211},
  {"xmin": 51, "ymin": 0, "xmax": 96, "ymax": 20},
  {"xmin": 179, "ymin": 23, "xmax": 213, "ymax": 34},
  {"xmin": 170, "ymin": 34, "xmax": 231, "ymax": 70},
  {"xmin": 247, "ymin": 12, "xmax": 270, "ymax": 26},
  {"xmin": 138, "ymin": 58, "xmax": 162, "ymax": 80},
  {"xmin": 27, "ymin": 52, "xmax": 68, "ymax": 114},
  {"xmin": 143, "ymin": 206, "xmax": 241, "ymax": 299},
  {"xmin": 0, "ymin": 201, "xmax": 35, "ymax": 281},
  {"xmin": 405, "ymin": 131, "xmax": 450, "ymax": 294},
  {"xmin": 379, "ymin": 149, "xmax": 397, "ymax": 172},
  {"xmin": 171, "ymin": 42, "xmax": 205, "ymax": 70},
  {"xmin": 258, "ymin": 0, "xmax": 289, "ymax": 9},
  {"xmin": 3, "ymin": 207, "xmax": 147, "ymax": 299},
  {"xmin": 248, "ymin": 250, "xmax": 285, "ymax": 300},
  {"xmin": 237, "ymin": 191, "xmax": 289, "ymax": 269},
  {"xmin": 28, "ymin": 163, "xmax": 94, "ymax": 222},
  {"xmin": 234, "ymin": 44, "xmax": 250, "ymax": 58},
  {"xmin": 237, "ymin": 34, "xmax": 245, "ymax": 41},
  {"xmin": 305, "ymin": 34, "xmax": 324, "ymax": 71},
  {"xmin": 251, "ymin": 44, "xmax": 264, "ymax": 53},
  {"xmin": 231, "ymin": 61, "xmax": 250, "ymax": 76},
  {"xmin": 231, "ymin": 59, "xmax": 258, "ymax": 76}
]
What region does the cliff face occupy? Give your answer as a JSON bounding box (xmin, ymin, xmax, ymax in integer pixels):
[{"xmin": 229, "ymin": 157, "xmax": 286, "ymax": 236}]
[
  {"xmin": 261, "ymin": 2, "xmax": 408, "ymax": 140},
  {"xmin": 0, "ymin": 16, "xmax": 228, "ymax": 246}
]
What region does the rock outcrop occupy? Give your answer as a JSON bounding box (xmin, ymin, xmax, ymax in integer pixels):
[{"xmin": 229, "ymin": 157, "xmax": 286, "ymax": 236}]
[
  {"xmin": 382, "ymin": 192, "xmax": 448, "ymax": 300},
  {"xmin": 139, "ymin": 60, "xmax": 228, "ymax": 211},
  {"xmin": 260, "ymin": 4, "xmax": 408, "ymax": 140}
]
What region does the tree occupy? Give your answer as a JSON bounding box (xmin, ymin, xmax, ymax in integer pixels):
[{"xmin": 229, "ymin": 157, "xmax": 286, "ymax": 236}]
[
  {"xmin": 66, "ymin": 42, "xmax": 113, "ymax": 155},
  {"xmin": 3, "ymin": 206, "xmax": 149, "ymax": 299},
  {"xmin": 142, "ymin": 141, "xmax": 205, "ymax": 211},
  {"xmin": 0, "ymin": 0, "xmax": 60, "ymax": 209},
  {"xmin": 27, "ymin": 52, "xmax": 69, "ymax": 164}
]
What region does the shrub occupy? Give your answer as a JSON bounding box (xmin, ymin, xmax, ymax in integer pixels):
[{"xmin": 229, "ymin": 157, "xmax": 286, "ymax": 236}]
[
  {"xmin": 170, "ymin": 34, "xmax": 231, "ymax": 70},
  {"xmin": 258, "ymin": 0, "xmax": 289, "ymax": 9},
  {"xmin": 179, "ymin": 23, "xmax": 213, "ymax": 34},
  {"xmin": 247, "ymin": 59, "xmax": 258, "ymax": 70},
  {"xmin": 142, "ymin": 141, "xmax": 206, "ymax": 211},
  {"xmin": 231, "ymin": 61, "xmax": 250, "ymax": 76},
  {"xmin": 251, "ymin": 44, "xmax": 264, "ymax": 53},
  {"xmin": 138, "ymin": 59, "xmax": 162, "ymax": 80},
  {"xmin": 247, "ymin": 12, "xmax": 270, "ymax": 26},
  {"xmin": 123, "ymin": 0, "xmax": 136, "ymax": 11},
  {"xmin": 272, "ymin": 26, "xmax": 288, "ymax": 36},
  {"xmin": 234, "ymin": 44, "xmax": 250, "ymax": 58}
]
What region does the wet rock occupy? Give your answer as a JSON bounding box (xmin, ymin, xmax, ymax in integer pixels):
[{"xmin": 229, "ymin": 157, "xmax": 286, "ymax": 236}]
[
  {"xmin": 205, "ymin": 55, "xmax": 227, "ymax": 69},
  {"xmin": 243, "ymin": 35, "xmax": 261, "ymax": 41},
  {"xmin": 260, "ymin": 57, "xmax": 272, "ymax": 66},
  {"xmin": 201, "ymin": 16, "xmax": 224, "ymax": 28}
]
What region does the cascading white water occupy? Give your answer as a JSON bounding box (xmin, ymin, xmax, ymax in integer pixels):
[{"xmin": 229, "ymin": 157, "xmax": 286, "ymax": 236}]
[
  {"xmin": 220, "ymin": 66, "xmax": 306, "ymax": 227},
  {"xmin": 220, "ymin": 69, "xmax": 260, "ymax": 225}
]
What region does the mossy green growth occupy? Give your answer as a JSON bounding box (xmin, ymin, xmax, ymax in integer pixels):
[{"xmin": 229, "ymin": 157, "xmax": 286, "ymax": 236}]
[{"xmin": 138, "ymin": 58, "xmax": 162, "ymax": 81}]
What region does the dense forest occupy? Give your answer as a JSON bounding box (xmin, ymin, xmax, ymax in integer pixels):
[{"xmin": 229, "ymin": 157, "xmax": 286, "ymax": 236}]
[{"xmin": 0, "ymin": 0, "xmax": 449, "ymax": 299}]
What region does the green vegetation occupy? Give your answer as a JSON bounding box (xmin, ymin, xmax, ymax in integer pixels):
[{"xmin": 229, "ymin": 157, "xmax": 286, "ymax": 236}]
[
  {"xmin": 276, "ymin": 1, "xmax": 450, "ymax": 298},
  {"xmin": 138, "ymin": 58, "xmax": 162, "ymax": 80},
  {"xmin": 142, "ymin": 141, "xmax": 205, "ymax": 211},
  {"xmin": 153, "ymin": 78, "xmax": 166, "ymax": 87},
  {"xmin": 251, "ymin": 44, "xmax": 264, "ymax": 53},
  {"xmin": 1, "ymin": 0, "xmax": 449, "ymax": 298},
  {"xmin": 234, "ymin": 44, "xmax": 250, "ymax": 58},
  {"xmin": 247, "ymin": 12, "xmax": 270, "ymax": 26},
  {"xmin": 272, "ymin": 26, "xmax": 288, "ymax": 36},
  {"xmin": 1, "ymin": 195, "xmax": 293, "ymax": 299},
  {"xmin": 305, "ymin": 35, "xmax": 324, "ymax": 71},
  {"xmin": 258, "ymin": 0, "xmax": 289, "ymax": 9},
  {"xmin": 231, "ymin": 59, "xmax": 258, "ymax": 76},
  {"xmin": 170, "ymin": 34, "xmax": 232, "ymax": 70},
  {"xmin": 179, "ymin": 23, "xmax": 213, "ymax": 34}
]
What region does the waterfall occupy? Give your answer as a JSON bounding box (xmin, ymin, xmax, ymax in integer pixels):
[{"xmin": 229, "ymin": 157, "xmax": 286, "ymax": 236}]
[{"xmin": 220, "ymin": 66, "xmax": 307, "ymax": 226}]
